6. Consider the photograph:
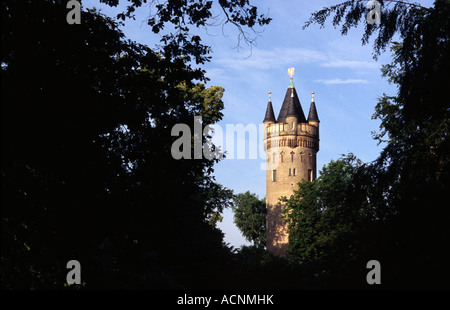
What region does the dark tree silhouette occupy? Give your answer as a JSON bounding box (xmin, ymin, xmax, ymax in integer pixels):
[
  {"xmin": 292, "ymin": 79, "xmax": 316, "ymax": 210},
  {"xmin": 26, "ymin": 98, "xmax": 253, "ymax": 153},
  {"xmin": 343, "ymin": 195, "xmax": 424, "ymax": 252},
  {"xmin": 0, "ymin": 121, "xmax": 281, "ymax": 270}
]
[
  {"xmin": 282, "ymin": 0, "xmax": 450, "ymax": 289},
  {"xmin": 1, "ymin": 0, "xmax": 270, "ymax": 289}
]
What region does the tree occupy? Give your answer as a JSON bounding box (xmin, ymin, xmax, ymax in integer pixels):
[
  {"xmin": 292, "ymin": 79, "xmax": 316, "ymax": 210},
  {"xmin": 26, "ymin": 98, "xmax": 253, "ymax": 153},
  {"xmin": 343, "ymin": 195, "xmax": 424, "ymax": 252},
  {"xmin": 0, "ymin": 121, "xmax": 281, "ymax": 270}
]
[
  {"xmin": 1, "ymin": 0, "xmax": 242, "ymax": 289},
  {"xmin": 303, "ymin": 0, "xmax": 450, "ymax": 288},
  {"xmin": 232, "ymin": 191, "xmax": 266, "ymax": 247},
  {"xmin": 303, "ymin": 0, "xmax": 433, "ymax": 59},
  {"xmin": 100, "ymin": 0, "xmax": 272, "ymax": 65},
  {"xmin": 282, "ymin": 154, "xmax": 379, "ymax": 287}
]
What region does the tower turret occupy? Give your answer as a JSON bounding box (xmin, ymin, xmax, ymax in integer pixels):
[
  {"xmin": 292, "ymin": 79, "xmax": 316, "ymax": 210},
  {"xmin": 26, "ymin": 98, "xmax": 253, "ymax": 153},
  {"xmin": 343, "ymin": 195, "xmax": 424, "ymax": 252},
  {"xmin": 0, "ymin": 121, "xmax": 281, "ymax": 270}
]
[
  {"xmin": 263, "ymin": 92, "xmax": 276, "ymax": 123},
  {"xmin": 307, "ymin": 92, "xmax": 320, "ymax": 127}
]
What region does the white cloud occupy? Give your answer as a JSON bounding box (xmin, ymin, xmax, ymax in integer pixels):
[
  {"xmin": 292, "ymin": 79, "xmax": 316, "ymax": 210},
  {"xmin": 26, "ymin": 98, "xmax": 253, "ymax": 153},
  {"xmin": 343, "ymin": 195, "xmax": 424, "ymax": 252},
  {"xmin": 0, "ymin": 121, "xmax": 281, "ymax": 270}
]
[
  {"xmin": 313, "ymin": 78, "xmax": 370, "ymax": 85},
  {"xmin": 215, "ymin": 47, "xmax": 327, "ymax": 71},
  {"xmin": 213, "ymin": 47, "xmax": 379, "ymax": 75},
  {"xmin": 321, "ymin": 59, "xmax": 379, "ymax": 69}
]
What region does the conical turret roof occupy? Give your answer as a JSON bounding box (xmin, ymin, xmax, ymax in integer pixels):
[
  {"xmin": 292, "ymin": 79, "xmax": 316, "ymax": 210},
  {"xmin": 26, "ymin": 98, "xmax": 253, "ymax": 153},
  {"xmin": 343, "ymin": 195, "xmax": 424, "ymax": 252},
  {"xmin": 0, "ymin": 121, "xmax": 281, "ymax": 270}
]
[
  {"xmin": 263, "ymin": 92, "xmax": 275, "ymax": 123},
  {"xmin": 307, "ymin": 92, "xmax": 320, "ymax": 122},
  {"xmin": 263, "ymin": 97, "xmax": 276, "ymax": 123},
  {"xmin": 276, "ymin": 80, "xmax": 307, "ymax": 123}
]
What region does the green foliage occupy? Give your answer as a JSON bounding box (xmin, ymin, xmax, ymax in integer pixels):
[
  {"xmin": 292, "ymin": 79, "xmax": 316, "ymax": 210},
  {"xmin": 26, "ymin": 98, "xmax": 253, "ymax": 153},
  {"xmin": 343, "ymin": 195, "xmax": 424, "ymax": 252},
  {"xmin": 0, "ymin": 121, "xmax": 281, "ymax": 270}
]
[
  {"xmin": 1, "ymin": 0, "xmax": 240, "ymax": 289},
  {"xmin": 102, "ymin": 0, "xmax": 272, "ymax": 64},
  {"xmin": 372, "ymin": 0, "xmax": 450, "ymax": 178},
  {"xmin": 369, "ymin": 0, "xmax": 450, "ymax": 287},
  {"xmin": 304, "ymin": 0, "xmax": 432, "ymax": 59},
  {"xmin": 203, "ymin": 183, "xmax": 234, "ymax": 227},
  {"xmin": 232, "ymin": 192, "xmax": 266, "ymax": 247},
  {"xmin": 282, "ymin": 155, "xmax": 368, "ymax": 282},
  {"xmin": 293, "ymin": 0, "xmax": 450, "ymax": 288}
]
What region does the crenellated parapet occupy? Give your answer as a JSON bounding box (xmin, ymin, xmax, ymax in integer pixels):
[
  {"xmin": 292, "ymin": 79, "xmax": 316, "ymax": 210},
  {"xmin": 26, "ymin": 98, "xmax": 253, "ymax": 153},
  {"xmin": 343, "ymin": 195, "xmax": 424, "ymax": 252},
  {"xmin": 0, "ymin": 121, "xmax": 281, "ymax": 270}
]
[{"xmin": 264, "ymin": 122, "xmax": 319, "ymax": 151}]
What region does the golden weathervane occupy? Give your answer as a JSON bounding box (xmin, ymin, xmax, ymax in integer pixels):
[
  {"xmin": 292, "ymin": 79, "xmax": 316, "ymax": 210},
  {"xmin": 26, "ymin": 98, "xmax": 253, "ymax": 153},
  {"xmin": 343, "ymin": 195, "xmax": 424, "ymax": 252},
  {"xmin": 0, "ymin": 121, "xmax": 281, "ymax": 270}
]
[{"xmin": 288, "ymin": 67, "xmax": 295, "ymax": 78}]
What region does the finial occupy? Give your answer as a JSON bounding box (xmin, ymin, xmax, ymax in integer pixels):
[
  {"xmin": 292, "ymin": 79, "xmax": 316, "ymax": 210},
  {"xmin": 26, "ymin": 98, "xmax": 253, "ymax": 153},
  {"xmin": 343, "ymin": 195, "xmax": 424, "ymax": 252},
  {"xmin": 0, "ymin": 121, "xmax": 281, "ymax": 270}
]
[
  {"xmin": 288, "ymin": 67, "xmax": 295, "ymax": 78},
  {"xmin": 311, "ymin": 91, "xmax": 315, "ymax": 102},
  {"xmin": 268, "ymin": 91, "xmax": 272, "ymax": 102},
  {"xmin": 288, "ymin": 67, "xmax": 295, "ymax": 88}
]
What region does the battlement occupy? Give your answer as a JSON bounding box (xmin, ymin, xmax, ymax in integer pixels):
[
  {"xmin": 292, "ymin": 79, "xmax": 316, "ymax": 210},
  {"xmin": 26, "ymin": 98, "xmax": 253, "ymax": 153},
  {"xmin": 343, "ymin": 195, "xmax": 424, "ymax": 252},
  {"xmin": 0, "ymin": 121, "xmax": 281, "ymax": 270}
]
[
  {"xmin": 265, "ymin": 121, "xmax": 318, "ymax": 137},
  {"xmin": 264, "ymin": 122, "xmax": 319, "ymax": 151}
]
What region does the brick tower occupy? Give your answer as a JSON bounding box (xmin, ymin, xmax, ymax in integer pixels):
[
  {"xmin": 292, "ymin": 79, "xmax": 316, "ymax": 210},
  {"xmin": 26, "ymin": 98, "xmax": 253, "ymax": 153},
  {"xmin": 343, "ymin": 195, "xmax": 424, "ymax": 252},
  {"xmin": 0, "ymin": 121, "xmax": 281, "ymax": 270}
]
[{"xmin": 263, "ymin": 68, "xmax": 319, "ymax": 256}]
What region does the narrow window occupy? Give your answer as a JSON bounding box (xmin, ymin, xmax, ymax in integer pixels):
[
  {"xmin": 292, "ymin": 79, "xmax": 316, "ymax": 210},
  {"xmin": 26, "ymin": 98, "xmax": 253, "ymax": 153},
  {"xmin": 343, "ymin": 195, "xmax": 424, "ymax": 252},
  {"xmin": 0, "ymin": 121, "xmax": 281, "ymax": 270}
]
[
  {"xmin": 289, "ymin": 168, "xmax": 291, "ymax": 176},
  {"xmin": 293, "ymin": 168, "xmax": 296, "ymax": 176},
  {"xmin": 290, "ymin": 151, "xmax": 294, "ymax": 162},
  {"xmin": 308, "ymin": 169, "xmax": 313, "ymax": 181},
  {"xmin": 272, "ymin": 170, "xmax": 277, "ymax": 182}
]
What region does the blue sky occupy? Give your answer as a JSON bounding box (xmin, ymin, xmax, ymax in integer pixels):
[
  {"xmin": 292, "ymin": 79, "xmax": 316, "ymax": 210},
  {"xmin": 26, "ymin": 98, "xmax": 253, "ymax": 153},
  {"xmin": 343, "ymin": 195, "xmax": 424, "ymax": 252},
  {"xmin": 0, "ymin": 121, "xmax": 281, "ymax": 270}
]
[{"xmin": 83, "ymin": 0, "xmax": 434, "ymax": 248}]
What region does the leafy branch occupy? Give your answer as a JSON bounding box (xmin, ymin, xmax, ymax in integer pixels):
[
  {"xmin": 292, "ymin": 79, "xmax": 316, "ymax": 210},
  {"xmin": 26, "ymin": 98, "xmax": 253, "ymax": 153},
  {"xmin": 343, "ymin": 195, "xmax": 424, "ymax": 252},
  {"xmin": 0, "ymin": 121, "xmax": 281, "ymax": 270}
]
[{"xmin": 303, "ymin": 0, "xmax": 432, "ymax": 59}]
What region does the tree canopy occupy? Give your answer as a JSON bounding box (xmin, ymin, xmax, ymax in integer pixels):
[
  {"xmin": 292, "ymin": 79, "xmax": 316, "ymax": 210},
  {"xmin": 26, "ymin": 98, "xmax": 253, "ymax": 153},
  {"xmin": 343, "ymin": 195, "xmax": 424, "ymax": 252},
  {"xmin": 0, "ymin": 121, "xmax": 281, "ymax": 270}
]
[
  {"xmin": 100, "ymin": 0, "xmax": 272, "ymax": 64},
  {"xmin": 232, "ymin": 191, "xmax": 266, "ymax": 247},
  {"xmin": 281, "ymin": 0, "xmax": 450, "ymax": 288},
  {"xmin": 1, "ymin": 0, "xmax": 266, "ymax": 289},
  {"xmin": 282, "ymin": 154, "xmax": 394, "ymax": 287}
]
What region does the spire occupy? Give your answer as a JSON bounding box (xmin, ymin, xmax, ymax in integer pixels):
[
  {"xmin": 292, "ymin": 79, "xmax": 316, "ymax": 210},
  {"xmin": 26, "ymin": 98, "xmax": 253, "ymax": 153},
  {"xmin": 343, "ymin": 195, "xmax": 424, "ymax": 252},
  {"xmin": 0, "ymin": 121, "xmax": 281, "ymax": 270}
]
[
  {"xmin": 263, "ymin": 92, "xmax": 276, "ymax": 123},
  {"xmin": 276, "ymin": 70, "xmax": 307, "ymax": 123},
  {"xmin": 307, "ymin": 92, "xmax": 320, "ymax": 122}
]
